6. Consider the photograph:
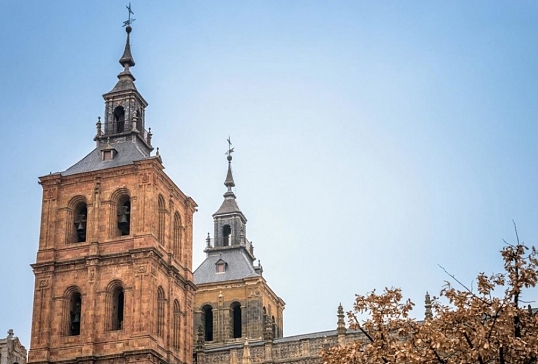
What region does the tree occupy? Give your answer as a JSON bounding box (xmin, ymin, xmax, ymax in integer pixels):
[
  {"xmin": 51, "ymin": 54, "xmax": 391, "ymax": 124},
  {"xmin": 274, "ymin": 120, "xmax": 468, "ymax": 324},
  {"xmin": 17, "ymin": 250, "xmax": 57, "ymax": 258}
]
[{"xmin": 322, "ymin": 237, "xmax": 538, "ymax": 364}]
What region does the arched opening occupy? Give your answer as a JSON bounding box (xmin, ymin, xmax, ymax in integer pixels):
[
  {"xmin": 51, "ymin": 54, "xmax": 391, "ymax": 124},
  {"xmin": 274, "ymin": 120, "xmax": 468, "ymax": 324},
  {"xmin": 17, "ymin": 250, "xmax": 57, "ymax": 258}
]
[
  {"xmin": 136, "ymin": 109, "xmax": 143, "ymax": 130},
  {"xmin": 173, "ymin": 212, "xmax": 182, "ymax": 257},
  {"xmin": 73, "ymin": 203, "xmax": 87, "ymax": 243},
  {"xmin": 157, "ymin": 287, "xmax": 165, "ymax": 338},
  {"xmin": 222, "ymin": 224, "xmax": 231, "ymax": 246},
  {"xmin": 114, "ymin": 106, "xmax": 125, "ymax": 133},
  {"xmin": 69, "ymin": 292, "xmax": 82, "ymax": 336},
  {"xmin": 202, "ymin": 305, "xmax": 213, "ymax": 341},
  {"xmin": 231, "ymin": 302, "xmax": 242, "ymax": 339},
  {"xmin": 117, "ymin": 196, "xmax": 131, "ymax": 236},
  {"xmin": 157, "ymin": 195, "xmax": 165, "ymax": 245},
  {"xmin": 173, "ymin": 300, "xmax": 180, "ymax": 350},
  {"xmin": 272, "ymin": 315, "xmax": 277, "ymax": 338},
  {"xmin": 111, "ymin": 286, "xmax": 124, "ymax": 330}
]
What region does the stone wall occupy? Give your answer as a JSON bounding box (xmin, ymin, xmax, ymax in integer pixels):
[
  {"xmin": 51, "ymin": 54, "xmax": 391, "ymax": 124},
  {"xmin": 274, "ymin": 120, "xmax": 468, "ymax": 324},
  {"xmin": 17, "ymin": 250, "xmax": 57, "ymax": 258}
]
[
  {"xmin": 194, "ymin": 329, "xmax": 362, "ymax": 364},
  {"xmin": 0, "ymin": 330, "xmax": 27, "ymax": 364}
]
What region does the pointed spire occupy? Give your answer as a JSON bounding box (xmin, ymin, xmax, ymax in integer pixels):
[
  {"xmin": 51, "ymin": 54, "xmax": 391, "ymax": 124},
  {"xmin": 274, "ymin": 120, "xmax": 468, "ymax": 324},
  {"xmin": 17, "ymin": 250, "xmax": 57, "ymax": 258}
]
[
  {"xmin": 224, "ymin": 137, "xmax": 236, "ymax": 198},
  {"xmin": 242, "ymin": 339, "xmax": 252, "ymax": 364},
  {"xmin": 337, "ymin": 303, "xmax": 346, "ymax": 335},
  {"xmin": 119, "ymin": 25, "xmax": 135, "ymax": 69},
  {"xmin": 425, "ymin": 291, "xmax": 433, "ymax": 320}
]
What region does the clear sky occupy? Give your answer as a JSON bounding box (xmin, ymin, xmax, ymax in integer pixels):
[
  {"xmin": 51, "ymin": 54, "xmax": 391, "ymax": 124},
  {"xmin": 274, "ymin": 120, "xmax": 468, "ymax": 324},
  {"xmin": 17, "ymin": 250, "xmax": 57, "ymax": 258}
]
[{"xmin": 1, "ymin": 1, "xmax": 538, "ymax": 348}]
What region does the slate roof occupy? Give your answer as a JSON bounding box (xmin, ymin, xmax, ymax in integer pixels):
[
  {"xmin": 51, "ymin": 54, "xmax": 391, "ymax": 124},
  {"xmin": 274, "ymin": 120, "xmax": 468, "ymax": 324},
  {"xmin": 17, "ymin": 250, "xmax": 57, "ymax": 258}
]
[
  {"xmin": 62, "ymin": 139, "xmax": 151, "ymax": 176},
  {"xmin": 274, "ymin": 330, "xmax": 338, "ymax": 343},
  {"xmin": 213, "ymin": 197, "xmax": 243, "ymax": 216},
  {"xmin": 194, "ymin": 248, "xmax": 260, "ymax": 284},
  {"xmin": 108, "ymin": 74, "xmax": 138, "ymax": 93}
]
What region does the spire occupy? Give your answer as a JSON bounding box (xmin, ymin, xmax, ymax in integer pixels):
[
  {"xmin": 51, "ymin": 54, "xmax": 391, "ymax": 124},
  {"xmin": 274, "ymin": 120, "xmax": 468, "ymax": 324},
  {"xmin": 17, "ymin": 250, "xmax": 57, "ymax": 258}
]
[
  {"xmin": 213, "ymin": 138, "xmax": 243, "ymax": 217},
  {"xmin": 337, "ymin": 303, "xmax": 346, "ymax": 335},
  {"xmin": 97, "ymin": 5, "xmax": 152, "ymax": 151},
  {"xmin": 224, "ymin": 137, "xmax": 236, "ymax": 198},
  {"xmin": 119, "ymin": 26, "xmax": 135, "ymax": 69},
  {"xmin": 242, "ymin": 339, "xmax": 252, "ymax": 364},
  {"xmin": 425, "ymin": 291, "xmax": 433, "ymax": 320}
]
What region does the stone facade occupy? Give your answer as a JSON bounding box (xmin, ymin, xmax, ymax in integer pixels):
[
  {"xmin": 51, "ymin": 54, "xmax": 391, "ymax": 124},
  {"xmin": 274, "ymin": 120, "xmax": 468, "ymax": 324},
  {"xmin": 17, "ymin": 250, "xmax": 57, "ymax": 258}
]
[
  {"xmin": 192, "ymin": 154, "xmax": 285, "ymax": 351},
  {"xmin": 28, "ymin": 25, "xmax": 197, "ymax": 364},
  {"xmin": 193, "ymin": 277, "xmax": 284, "ymax": 343},
  {"xmin": 0, "ymin": 330, "xmax": 27, "ymax": 364},
  {"xmin": 193, "ymin": 329, "xmax": 364, "ymax": 364}
]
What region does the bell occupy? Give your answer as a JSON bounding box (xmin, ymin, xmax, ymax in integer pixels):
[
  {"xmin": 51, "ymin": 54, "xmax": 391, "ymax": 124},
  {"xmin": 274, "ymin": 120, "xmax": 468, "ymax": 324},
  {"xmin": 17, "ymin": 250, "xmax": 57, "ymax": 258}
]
[
  {"xmin": 73, "ymin": 313, "xmax": 80, "ymax": 323},
  {"xmin": 77, "ymin": 222, "xmax": 84, "ymax": 231},
  {"xmin": 119, "ymin": 213, "xmax": 128, "ymax": 224}
]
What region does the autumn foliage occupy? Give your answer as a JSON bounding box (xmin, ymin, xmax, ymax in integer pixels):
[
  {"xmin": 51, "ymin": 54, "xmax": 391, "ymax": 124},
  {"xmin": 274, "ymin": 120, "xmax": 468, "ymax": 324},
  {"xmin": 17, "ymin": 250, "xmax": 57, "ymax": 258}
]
[{"xmin": 322, "ymin": 239, "xmax": 538, "ymax": 364}]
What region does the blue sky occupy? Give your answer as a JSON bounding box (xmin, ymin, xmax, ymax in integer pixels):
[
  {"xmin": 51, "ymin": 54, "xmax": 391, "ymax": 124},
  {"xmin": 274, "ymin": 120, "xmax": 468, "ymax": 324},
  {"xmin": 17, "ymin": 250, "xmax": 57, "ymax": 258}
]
[{"xmin": 1, "ymin": 1, "xmax": 538, "ymax": 348}]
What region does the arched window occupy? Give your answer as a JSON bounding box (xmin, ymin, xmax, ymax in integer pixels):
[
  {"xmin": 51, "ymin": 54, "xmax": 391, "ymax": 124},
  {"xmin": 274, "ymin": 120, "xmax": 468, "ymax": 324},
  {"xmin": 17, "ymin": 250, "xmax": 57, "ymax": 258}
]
[
  {"xmin": 114, "ymin": 106, "xmax": 125, "ymax": 133},
  {"xmin": 136, "ymin": 109, "xmax": 143, "ymax": 130},
  {"xmin": 272, "ymin": 315, "xmax": 277, "ymax": 338},
  {"xmin": 231, "ymin": 302, "xmax": 242, "ymax": 339},
  {"xmin": 69, "ymin": 291, "xmax": 82, "ymax": 336},
  {"xmin": 202, "ymin": 305, "xmax": 213, "ymax": 342},
  {"xmin": 117, "ymin": 196, "xmax": 131, "ymax": 236},
  {"xmin": 157, "ymin": 195, "xmax": 165, "ymax": 245},
  {"xmin": 222, "ymin": 225, "xmax": 231, "ymax": 246},
  {"xmin": 111, "ymin": 286, "xmax": 124, "ymax": 330},
  {"xmin": 173, "ymin": 300, "xmax": 180, "ymax": 350},
  {"xmin": 73, "ymin": 202, "xmax": 87, "ymax": 243},
  {"xmin": 173, "ymin": 212, "xmax": 182, "ymax": 257},
  {"xmin": 157, "ymin": 286, "xmax": 165, "ymax": 338}
]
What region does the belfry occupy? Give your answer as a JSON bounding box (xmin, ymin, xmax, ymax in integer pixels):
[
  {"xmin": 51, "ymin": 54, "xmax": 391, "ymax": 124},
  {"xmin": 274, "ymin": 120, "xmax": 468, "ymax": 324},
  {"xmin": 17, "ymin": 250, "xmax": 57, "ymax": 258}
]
[
  {"xmin": 192, "ymin": 142, "xmax": 285, "ymax": 353},
  {"xmin": 28, "ymin": 16, "xmax": 196, "ymax": 364}
]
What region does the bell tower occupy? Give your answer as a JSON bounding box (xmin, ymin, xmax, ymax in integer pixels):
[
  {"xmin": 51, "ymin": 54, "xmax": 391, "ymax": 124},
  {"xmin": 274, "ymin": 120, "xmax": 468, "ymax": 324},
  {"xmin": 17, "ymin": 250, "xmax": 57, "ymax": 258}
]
[
  {"xmin": 28, "ymin": 15, "xmax": 197, "ymax": 364},
  {"xmin": 193, "ymin": 141, "xmax": 285, "ymax": 352}
]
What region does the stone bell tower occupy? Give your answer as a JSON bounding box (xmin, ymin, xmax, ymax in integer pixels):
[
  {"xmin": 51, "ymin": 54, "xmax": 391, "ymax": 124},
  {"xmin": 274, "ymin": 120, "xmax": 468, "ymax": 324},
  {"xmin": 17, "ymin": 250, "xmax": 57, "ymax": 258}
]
[
  {"xmin": 28, "ymin": 16, "xmax": 197, "ymax": 364},
  {"xmin": 193, "ymin": 142, "xmax": 285, "ymax": 354}
]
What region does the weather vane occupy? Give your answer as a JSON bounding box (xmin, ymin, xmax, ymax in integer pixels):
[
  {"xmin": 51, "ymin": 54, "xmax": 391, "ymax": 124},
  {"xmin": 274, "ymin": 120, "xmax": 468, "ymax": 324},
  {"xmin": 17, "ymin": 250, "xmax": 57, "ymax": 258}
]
[
  {"xmin": 226, "ymin": 136, "xmax": 234, "ymax": 157},
  {"xmin": 123, "ymin": 3, "xmax": 136, "ymax": 27}
]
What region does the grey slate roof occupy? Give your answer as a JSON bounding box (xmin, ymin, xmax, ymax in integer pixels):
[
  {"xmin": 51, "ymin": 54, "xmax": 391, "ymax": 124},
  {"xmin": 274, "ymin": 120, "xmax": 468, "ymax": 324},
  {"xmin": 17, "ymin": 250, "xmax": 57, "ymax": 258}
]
[
  {"xmin": 62, "ymin": 139, "xmax": 151, "ymax": 176},
  {"xmin": 274, "ymin": 330, "xmax": 339, "ymax": 343},
  {"xmin": 194, "ymin": 248, "xmax": 260, "ymax": 284},
  {"xmin": 213, "ymin": 197, "xmax": 243, "ymax": 216},
  {"xmin": 109, "ymin": 75, "xmax": 138, "ymax": 93}
]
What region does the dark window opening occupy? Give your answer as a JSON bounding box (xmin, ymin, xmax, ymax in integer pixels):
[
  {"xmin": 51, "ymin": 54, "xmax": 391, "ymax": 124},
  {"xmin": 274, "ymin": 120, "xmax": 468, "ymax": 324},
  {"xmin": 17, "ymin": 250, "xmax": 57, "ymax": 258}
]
[
  {"xmin": 69, "ymin": 292, "xmax": 82, "ymax": 336},
  {"xmin": 114, "ymin": 106, "xmax": 125, "ymax": 133},
  {"xmin": 173, "ymin": 213, "xmax": 181, "ymax": 257},
  {"xmin": 112, "ymin": 287, "xmax": 124, "ymax": 330},
  {"xmin": 232, "ymin": 303, "xmax": 242, "ymax": 339},
  {"xmin": 74, "ymin": 204, "xmax": 87, "ymax": 243},
  {"xmin": 222, "ymin": 225, "xmax": 231, "ymax": 246},
  {"xmin": 117, "ymin": 198, "xmax": 131, "ymax": 236},
  {"xmin": 136, "ymin": 109, "xmax": 143, "ymax": 130},
  {"xmin": 272, "ymin": 316, "xmax": 277, "ymax": 338},
  {"xmin": 203, "ymin": 306, "xmax": 213, "ymax": 341}
]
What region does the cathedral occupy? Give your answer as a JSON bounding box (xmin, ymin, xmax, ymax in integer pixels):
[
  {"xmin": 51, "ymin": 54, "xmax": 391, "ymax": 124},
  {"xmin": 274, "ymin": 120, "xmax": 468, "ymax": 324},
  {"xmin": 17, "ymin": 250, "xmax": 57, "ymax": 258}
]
[{"xmin": 25, "ymin": 20, "xmax": 365, "ymax": 364}]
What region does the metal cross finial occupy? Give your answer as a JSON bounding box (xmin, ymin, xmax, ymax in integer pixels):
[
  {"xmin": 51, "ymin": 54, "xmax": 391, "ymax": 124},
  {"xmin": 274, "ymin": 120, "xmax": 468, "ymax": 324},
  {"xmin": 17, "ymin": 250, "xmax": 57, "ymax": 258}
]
[
  {"xmin": 226, "ymin": 136, "xmax": 234, "ymax": 156},
  {"xmin": 123, "ymin": 3, "xmax": 136, "ymax": 27}
]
